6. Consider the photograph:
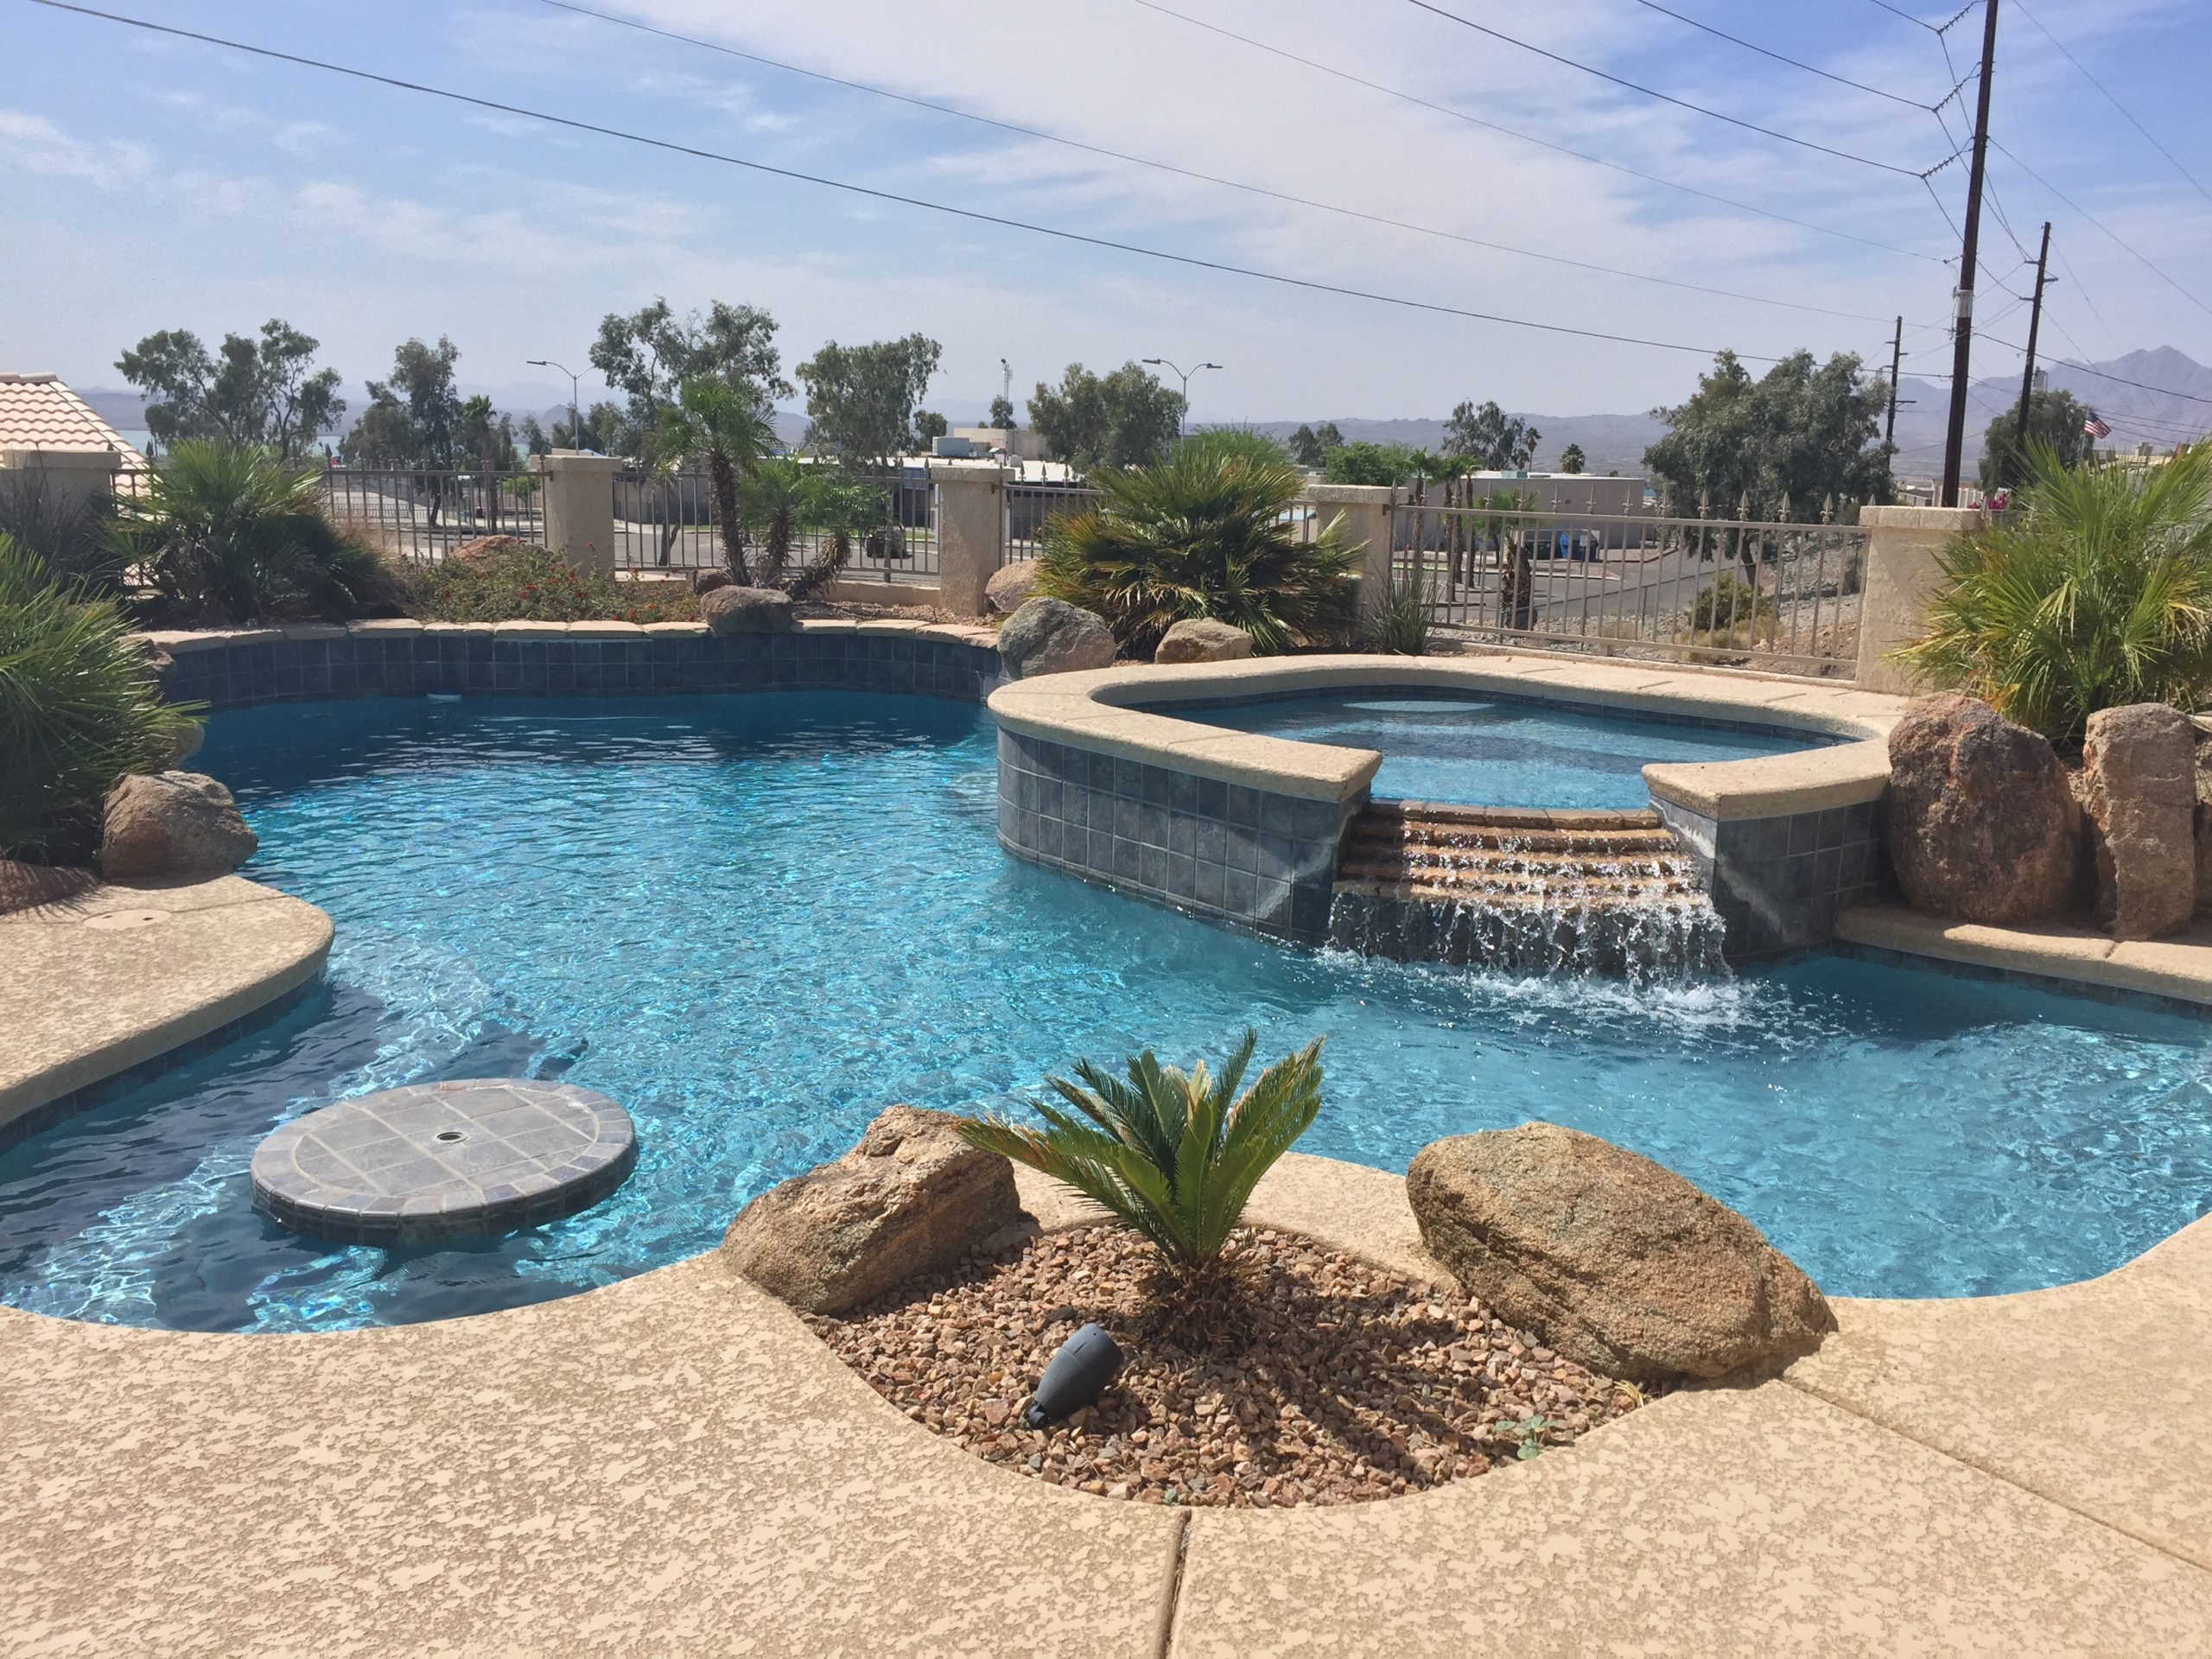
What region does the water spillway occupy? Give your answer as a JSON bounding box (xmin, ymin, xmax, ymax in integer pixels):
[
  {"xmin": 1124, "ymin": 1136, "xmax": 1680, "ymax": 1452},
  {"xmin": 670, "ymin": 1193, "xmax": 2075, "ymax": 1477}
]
[{"xmin": 1326, "ymin": 800, "xmax": 1728, "ymax": 976}]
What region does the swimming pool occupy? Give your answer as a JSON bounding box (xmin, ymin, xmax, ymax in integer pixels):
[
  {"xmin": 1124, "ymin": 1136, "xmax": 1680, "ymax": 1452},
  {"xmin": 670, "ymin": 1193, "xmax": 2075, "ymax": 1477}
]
[
  {"xmin": 3, "ymin": 691, "xmax": 2206, "ymax": 1332},
  {"xmin": 1177, "ymin": 693, "xmax": 1826, "ymax": 808}
]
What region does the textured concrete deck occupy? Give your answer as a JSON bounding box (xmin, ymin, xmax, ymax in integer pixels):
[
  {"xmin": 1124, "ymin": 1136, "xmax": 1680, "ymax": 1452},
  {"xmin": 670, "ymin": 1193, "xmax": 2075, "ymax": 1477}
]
[
  {"xmin": 1841, "ymin": 901, "xmax": 2212, "ymax": 1007},
  {"xmin": 0, "ymin": 874, "xmax": 332, "ymax": 1134},
  {"xmin": 4, "ymin": 1154, "xmax": 2208, "ymax": 1656}
]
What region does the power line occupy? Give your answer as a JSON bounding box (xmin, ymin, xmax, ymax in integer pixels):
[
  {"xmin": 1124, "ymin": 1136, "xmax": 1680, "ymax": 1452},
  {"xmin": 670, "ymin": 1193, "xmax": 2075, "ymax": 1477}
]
[
  {"xmin": 1862, "ymin": 0, "xmax": 1940, "ymax": 29},
  {"xmin": 1622, "ymin": 0, "xmax": 1936, "ymax": 107},
  {"xmin": 526, "ymin": 0, "xmax": 1916, "ymax": 329},
  {"xmin": 2012, "ymin": 0, "xmax": 2210, "ymax": 207},
  {"xmin": 1402, "ymin": 0, "xmax": 1935, "ymax": 176},
  {"xmin": 1973, "ymin": 336, "xmax": 2212, "ymax": 407},
  {"xmin": 1125, "ymin": 0, "xmax": 1946, "ymax": 261},
  {"xmin": 1990, "ymin": 138, "xmax": 2212, "ymax": 321},
  {"xmin": 26, "ymin": 0, "xmax": 1781, "ymax": 364}
]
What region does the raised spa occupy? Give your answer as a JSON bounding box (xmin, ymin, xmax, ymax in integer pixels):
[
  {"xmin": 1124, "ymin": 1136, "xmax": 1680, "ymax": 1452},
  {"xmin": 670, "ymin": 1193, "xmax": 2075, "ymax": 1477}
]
[{"xmin": 3, "ymin": 690, "xmax": 2207, "ymax": 1334}]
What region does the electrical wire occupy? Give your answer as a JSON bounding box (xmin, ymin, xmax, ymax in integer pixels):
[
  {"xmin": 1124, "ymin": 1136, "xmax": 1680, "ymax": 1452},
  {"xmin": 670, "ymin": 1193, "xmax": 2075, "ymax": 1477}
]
[
  {"xmin": 1990, "ymin": 138, "xmax": 2212, "ymax": 321},
  {"xmin": 2012, "ymin": 0, "xmax": 2211, "ymax": 207},
  {"xmin": 1621, "ymin": 0, "xmax": 1936, "ymax": 108},
  {"xmin": 1974, "ymin": 337, "xmax": 2212, "ymax": 407},
  {"xmin": 1124, "ymin": 0, "xmax": 1946, "ymax": 261},
  {"xmin": 1862, "ymin": 0, "xmax": 1939, "ymax": 29},
  {"xmin": 526, "ymin": 0, "xmax": 1914, "ymax": 327},
  {"xmin": 25, "ymin": 0, "xmax": 1786, "ymax": 363},
  {"xmin": 1402, "ymin": 0, "xmax": 1935, "ymax": 176}
]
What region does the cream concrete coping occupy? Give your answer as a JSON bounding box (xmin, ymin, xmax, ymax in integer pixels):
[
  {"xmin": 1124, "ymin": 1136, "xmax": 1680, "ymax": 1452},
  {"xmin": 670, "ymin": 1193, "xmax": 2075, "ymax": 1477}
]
[
  {"xmin": 1840, "ymin": 902, "xmax": 2212, "ymax": 1008},
  {"xmin": 0, "ymin": 874, "xmax": 332, "ymax": 1131},
  {"xmin": 988, "ymin": 652, "xmax": 1914, "ymax": 812}
]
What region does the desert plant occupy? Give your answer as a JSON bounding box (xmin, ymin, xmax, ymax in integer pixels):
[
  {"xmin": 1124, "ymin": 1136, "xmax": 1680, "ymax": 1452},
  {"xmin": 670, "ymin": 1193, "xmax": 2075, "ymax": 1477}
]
[
  {"xmin": 0, "ymin": 534, "xmax": 200, "ymax": 861},
  {"xmin": 0, "ymin": 469, "xmax": 127, "ymax": 594},
  {"xmin": 1685, "ymin": 572, "xmax": 1774, "ymax": 634},
  {"xmin": 1034, "ymin": 448, "xmax": 1357, "ymax": 654},
  {"xmin": 656, "ymin": 377, "xmax": 778, "ymax": 583},
  {"xmin": 1891, "ymin": 442, "xmax": 2212, "ymax": 743},
  {"xmin": 958, "ymin": 1030, "xmax": 1325, "ymax": 1286},
  {"xmin": 112, "ymin": 442, "xmax": 396, "ymax": 624},
  {"xmin": 1174, "ymin": 427, "xmax": 1295, "ymax": 468},
  {"xmin": 736, "ymin": 458, "xmax": 885, "ymax": 596},
  {"xmin": 399, "ymin": 540, "xmax": 699, "ymax": 624},
  {"xmin": 1361, "ymin": 571, "xmax": 1433, "ymax": 655}
]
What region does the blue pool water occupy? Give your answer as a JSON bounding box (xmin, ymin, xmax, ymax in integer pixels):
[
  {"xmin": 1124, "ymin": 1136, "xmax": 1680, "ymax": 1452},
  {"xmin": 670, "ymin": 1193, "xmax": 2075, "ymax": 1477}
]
[
  {"xmin": 1180, "ymin": 694, "xmax": 1824, "ymax": 807},
  {"xmin": 2, "ymin": 692, "xmax": 2207, "ymax": 1333}
]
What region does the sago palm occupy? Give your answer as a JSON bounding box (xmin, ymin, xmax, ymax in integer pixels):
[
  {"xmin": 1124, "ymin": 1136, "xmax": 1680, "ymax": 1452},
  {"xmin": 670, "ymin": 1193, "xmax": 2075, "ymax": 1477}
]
[
  {"xmin": 1035, "ymin": 448, "xmax": 1357, "ymax": 654},
  {"xmin": 1891, "ymin": 442, "xmax": 2212, "ymax": 744},
  {"xmin": 657, "ymin": 377, "xmax": 777, "ymax": 584},
  {"xmin": 959, "ymin": 1031, "xmax": 1325, "ymax": 1283},
  {"xmin": 0, "ymin": 534, "xmax": 200, "ymax": 861}
]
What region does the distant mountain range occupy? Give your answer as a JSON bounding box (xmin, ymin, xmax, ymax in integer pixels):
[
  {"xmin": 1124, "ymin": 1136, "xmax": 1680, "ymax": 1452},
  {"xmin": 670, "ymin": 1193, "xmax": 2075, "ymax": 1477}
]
[{"xmin": 67, "ymin": 346, "xmax": 2209, "ymax": 480}]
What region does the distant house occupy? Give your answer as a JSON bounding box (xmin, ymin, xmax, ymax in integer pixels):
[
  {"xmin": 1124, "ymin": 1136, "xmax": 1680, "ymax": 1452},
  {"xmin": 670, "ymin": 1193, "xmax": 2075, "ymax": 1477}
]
[{"xmin": 0, "ymin": 372, "xmax": 147, "ymax": 507}]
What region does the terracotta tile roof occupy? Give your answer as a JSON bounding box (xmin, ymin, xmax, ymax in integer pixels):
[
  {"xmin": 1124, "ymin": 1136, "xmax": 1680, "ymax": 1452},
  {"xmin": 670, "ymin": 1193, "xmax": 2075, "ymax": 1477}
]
[{"xmin": 0, "ymin": 373, "xmax": 148, "ymax": 468}]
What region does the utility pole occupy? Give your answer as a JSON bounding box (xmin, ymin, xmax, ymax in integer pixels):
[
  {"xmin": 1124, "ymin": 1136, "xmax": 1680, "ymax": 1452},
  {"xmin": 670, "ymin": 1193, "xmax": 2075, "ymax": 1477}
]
[
  {"xmin": 1940, "ymin": 0, "xmax": 2000, "ymax": 506},
  {"xmin": 1885, "ymin": 315, "xmax": 1904, "ymax": 450},
  {"xmin": 2010, "ymin": 220, "xmax": 2053, "ymax": 481}
]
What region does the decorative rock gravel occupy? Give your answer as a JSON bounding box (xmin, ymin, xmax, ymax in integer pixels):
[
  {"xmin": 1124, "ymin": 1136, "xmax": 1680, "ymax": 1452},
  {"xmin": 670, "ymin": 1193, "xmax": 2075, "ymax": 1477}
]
[
  {"xmin": 250, "ymin": 1079, "xmax": 637, "ymax": 1245},
  {"xmin": 806, "ymin": 1224, "xmax": 1648, "ymax": 1508}
]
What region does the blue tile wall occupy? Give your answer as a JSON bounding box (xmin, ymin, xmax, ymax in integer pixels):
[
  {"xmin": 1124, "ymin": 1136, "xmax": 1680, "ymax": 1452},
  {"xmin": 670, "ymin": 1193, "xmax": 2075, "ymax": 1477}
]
[
  {"xmin": 1655, "ymin": 793, "xmax": 1891, "ymax": 963},
  {"xmin": 995, "ymin": 728, "xmax": 1362, "ymax": 944}
]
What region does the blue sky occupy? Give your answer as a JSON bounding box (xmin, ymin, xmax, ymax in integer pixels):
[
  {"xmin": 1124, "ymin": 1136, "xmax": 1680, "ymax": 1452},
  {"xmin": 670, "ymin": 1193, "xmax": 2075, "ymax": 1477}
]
[{"xmin": 3, "ymin": 0, "xmax": 2207, "ymax": 423}]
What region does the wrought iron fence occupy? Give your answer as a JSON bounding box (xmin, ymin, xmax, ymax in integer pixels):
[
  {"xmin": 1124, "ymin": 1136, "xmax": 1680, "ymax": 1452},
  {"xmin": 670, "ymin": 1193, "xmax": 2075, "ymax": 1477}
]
[
  {"xmin": 610, "ymin": 467, "xmax": 938, "ymax": 583},
  {"xmin": 1001, "ymin": 481, "xmax": 1100, "ymax": 564},
  {"xmin": 1386, "ymin": 495, "xmax": 1867, "ymax": 677},
  {"xmin": 323, "ymin": 467, "xmax": 543, "ymax": 562}
]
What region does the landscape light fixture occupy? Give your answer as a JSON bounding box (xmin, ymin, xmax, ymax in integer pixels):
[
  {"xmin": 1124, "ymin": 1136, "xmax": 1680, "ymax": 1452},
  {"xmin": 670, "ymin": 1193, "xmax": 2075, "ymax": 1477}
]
[
  {"xmin": 1023, "ymin": 1322, "xmax": 1125, "ymax": 1427},
  {"xmin": 527, "ymin": 359, "xmax": 581, "ymax": 445},
  {"xmin": 1141, "ymin": 358, "xmax": 1223, "ymax": 437}
]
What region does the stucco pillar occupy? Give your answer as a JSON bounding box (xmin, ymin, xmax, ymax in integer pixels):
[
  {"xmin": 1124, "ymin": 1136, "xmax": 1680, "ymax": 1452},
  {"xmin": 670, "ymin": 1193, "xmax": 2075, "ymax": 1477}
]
[
  {"xmin": 537, "ymin": 450, "xmax": 622, "ymax": 575},
  {"xmin": 1, "ymin": 447, "xmax": 125, "ymax": 518},
  {"xmin": 932, "ymin": 464, "xmax": 1008, "ymax": 619},
  {"xmin": 1301, "ymin": 483, "xmax": 1400, "ymax": 619},
  {"xmin": 1854, "ymin": 505, "xmax": 1982, "ymax": 693}
]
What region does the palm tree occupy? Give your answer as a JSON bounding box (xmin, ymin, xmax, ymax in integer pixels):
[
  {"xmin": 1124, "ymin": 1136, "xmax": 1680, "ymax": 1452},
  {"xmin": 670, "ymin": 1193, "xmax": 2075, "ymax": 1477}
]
[
  {"xmin": 1035, "ymin": 447, "xmax": 1357, "ymax": 655},
  {"xmin": 656, "ymin": 377, "xmax": 777, "ymax": 583}
]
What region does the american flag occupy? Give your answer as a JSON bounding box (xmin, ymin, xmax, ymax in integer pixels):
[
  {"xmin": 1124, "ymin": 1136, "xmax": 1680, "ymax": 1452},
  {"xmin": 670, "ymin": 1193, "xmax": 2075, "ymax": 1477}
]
[{"xmin": 2084, "ymin": 416, "xmax": 2113, "ymax": 439}]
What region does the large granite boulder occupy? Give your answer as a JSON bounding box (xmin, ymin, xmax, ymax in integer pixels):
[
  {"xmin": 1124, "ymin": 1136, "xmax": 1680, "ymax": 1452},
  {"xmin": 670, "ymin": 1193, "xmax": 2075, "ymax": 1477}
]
[
  {"xmin": 691, "ymin": 567, "xmax": 734, "ymax": 595},
  {"xmin": 2195, "ymin": 729, "xmax": 2212, "ymax": 919},
  {"xmin": 985, "ymin": 560, "xmax": 1039, "ymax": 615},
  {"xmin": 1406, "ymin": 1122, "xmax": 1834, "ymax": 1383},
  {"xmin": 1154, "ymin": 618, "xmax": 1255, "ymax": 664},
  {"xmin": 701, "ymin": 583, "xmax": 795, "ymax": 634},
  {"xmin": 99, "ymin": 771, "xmax": 257, "ymax": 880},
  {"xmin": 997, "ymin": 597, "xmax": 1115, "ymax": 679},
  {"xmin": 2080, "ymin": 702, "xmax": 2196, "ymax": 940},
  {"xmin": 1886, "ymin": 694, "xmax": 2081, "ymax": 924},
  {"xmin": 722, "ymin": 1105, "xmax": 1022, "ymax": 1313}
]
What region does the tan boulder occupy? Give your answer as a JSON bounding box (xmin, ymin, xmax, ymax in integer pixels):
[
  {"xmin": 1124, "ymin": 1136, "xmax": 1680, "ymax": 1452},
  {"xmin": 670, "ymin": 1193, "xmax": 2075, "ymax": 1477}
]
[
  {"xmin": 99, "ymin": 772, "xmax": 257, "ymax": 880},
  {"xmin": 721, "ymin": 1105, "xmax": 1021, "ymax": 1313},
  {"xmin": 2080, "ymin": 702, "xmax": 2196, "ymax": 940},
  {"xmin": 985, "ymin": 560, "xmax": 1039, "ymax": 614},
  {"xmin": 1154, "ymin": 618, "xmax": 1255, "ymax": 664},
  {"xmin": 1886, "ymin": 694, "xmax": 2082, "ymax": 924},
  {"xmin": 1406, "ymin": 1122, "xmax": 1834, "ymax": 1383},
  {"xmin": 996, "ymin": 597, "xmax": 1116, "ymax": 678},
  {"xmin": 701, "ymin": 583, "xmax": 795, "ymax": 634},
  {"xmin": 691, "ymin": 567, "xmax": 734, "ymax": 595}
]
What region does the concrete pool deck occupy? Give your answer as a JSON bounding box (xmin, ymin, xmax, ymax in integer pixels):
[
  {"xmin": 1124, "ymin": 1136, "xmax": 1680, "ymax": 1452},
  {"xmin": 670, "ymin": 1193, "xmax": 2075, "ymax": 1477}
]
[{"xmin": 3, "ymin": 1155, "xmax": 2207, "ymax": 1656}]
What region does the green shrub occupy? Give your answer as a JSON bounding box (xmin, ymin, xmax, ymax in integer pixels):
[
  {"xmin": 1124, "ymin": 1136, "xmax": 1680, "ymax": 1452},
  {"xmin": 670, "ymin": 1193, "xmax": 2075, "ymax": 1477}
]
[
  {"xmin": 401, "ymin": 540, "xmax": 701, "ymax": 624},
  {"xmin": 0, "ymin": 469, "xmax": 127, "ymax": 594},
  {"xmin": 114, "ymin": 442, "xmax": 399, "ymax": 625},
  {"xmin": 1361, "ymin": 571, "xmax": 1433, "ymax": 655},
  {"xmin": 0, "ymin": 534, "xmax": 200, "ymax": 862},
  {"xmin": 1034, "ymin": 448, "xmax": 1357, "ymax": 654},
  {"xmin": 1174, "ymin": 427, "xmax": 1295, "ymax": 468},
  {"xmin": 1685, "ymin": 573, "xmax": 1773, "ymax": 634},
  {"xmin": 1891, "ymin": 442, "xmax": 2212, "ymax": 743},
  {"xmin": 958, "ymin": 1030, "xmax": 1325, "ymax": 1287}
]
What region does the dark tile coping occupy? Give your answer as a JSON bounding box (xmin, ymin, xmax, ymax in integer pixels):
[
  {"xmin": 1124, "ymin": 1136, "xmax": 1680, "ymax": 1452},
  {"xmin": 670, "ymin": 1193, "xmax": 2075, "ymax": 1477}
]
[
  {"xmin": 142, "ymin": 622, "xmax": 1007, "ymax": 713},
  {"xmin": 1125, "ymin": 680, "xmax": 1850, "ymax": 747}
]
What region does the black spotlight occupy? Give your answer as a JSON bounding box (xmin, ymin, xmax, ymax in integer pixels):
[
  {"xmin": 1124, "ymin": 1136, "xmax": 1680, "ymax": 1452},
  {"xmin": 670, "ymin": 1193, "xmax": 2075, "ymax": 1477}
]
[{"xmin": 1023, "ymin": 1322, "xmax": 1124, "ymax": 1428}]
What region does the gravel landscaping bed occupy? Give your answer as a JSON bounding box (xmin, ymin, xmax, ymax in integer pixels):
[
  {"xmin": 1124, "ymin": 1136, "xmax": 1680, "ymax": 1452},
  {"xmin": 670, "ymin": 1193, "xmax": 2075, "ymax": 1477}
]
[{"xmin": 805, "ymin": 1224, "xmax": 1650, "ymax": 1508}]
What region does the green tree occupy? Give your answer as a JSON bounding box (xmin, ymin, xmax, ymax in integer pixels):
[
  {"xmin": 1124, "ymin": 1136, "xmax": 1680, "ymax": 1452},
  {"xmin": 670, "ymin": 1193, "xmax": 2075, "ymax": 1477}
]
[
  {"xmin": 1035, "ymin": 445, "xmax": 1357, "ymax": 653},
  {"xmin": 550, "ymin": 400, "xmax": 627, "ymax": 454},
  {"xmin": 655, "ymin": 377, "xmax": 777, "ymax": 583},
  {"xmin": 455, "ymin": 396, "xmax": 520, "ymax": 473},
  {"xmin": 987, "ymin": 393, "xmax": 1015, "ymax": 429},
  {"xmin": 795, "ymin": 334, "xmax": 943, "ymax": 469},
  {"xmin": 340, "ymin": 336, "xmax": 464, "ymax": 469},
  {"xmin": 914, "ymin": 409, "xmax": 949, "ymax": 446},
  {"xmin": 1559, "ymin": 442, "xmax": 1586, "ymax": 474},
  {"xmin": 1288, "ymin": 423, "xmax": 1325, "ymax": 467},
  {"xmin": 1643, "ymin": 349, "xmax": 1893, "ymax": 518},
  {"xmin": 590, "ymin": 298, "xmax": 792, "ymax": 460},
  {"xmin": 1443, "ymin": 399, "xmax": 1540, "ymax": 470},
  {"xmin": 1892, "ymin": 442, "xmax": 2212, "ymax": 743},
  {"xmin": 1322, "ymin": 441, "xmax": 1447, "ymax": 486},
  {"xmin": 1979, "ymin": 390, "xmax": 2101, "ymax": 495},
  {"xmin": 1026, "ymin": 362, "xmax": 1185, "ymax": 472},
  {"xmin": 116, "ymin": 319, "xmax": 344, "ymax": 460},
  {"xmin": 736, "ymin": 456, "xmax": 883, "ymax": 595}
]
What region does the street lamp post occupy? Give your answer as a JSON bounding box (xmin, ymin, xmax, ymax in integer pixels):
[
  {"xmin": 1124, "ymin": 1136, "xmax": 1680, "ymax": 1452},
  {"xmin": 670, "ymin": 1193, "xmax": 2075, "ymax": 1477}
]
[
  {"xmin": 527, "ymin": 359, "xmax": 581, "ymax": 446},
  {"xmin": 1141, "ymin": 358, "xmax": 1222, "ymax": 438}
]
